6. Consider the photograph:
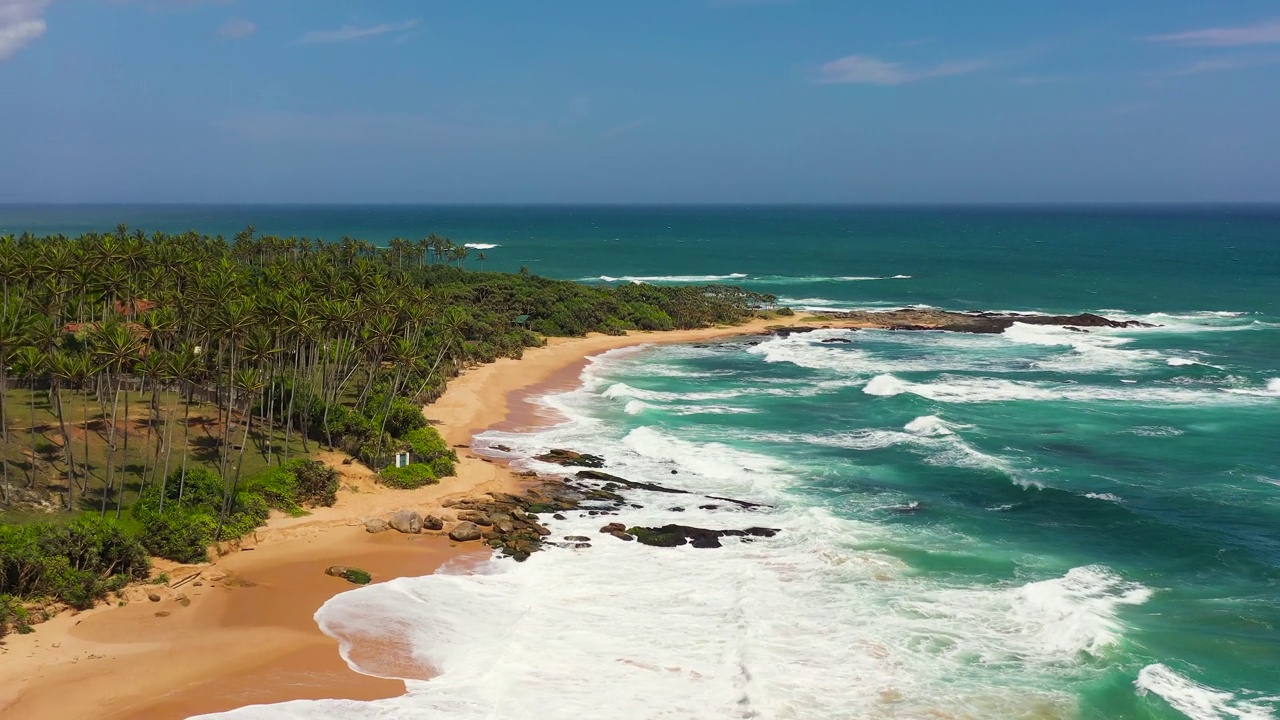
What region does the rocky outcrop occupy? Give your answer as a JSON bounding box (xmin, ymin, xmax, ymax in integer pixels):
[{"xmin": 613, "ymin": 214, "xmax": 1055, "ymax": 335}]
[
  {"xmin": 766, "ymin": 326, "xmax": 826, "ymax": 338},
  {"xmin": 534, "ymin": 449, "xmax": 606, "ymax": 468},
  {"xmin": 448, "ymin": 522, "xmax": 483, "ymax": 542},
  {"xmin": 364, "ymin": 518, "xmax": 390, "ymax": 533},
  {"xmin": 389, "ymin": 510, "xmax": 423, "ymax": 534},
  {"xmin": 797, "ymin": 309, "xmax": 1154, "ymax": 335},
  {"xmin": 628, "ymin": 525, "xmax": 780, "ymax": 549}
]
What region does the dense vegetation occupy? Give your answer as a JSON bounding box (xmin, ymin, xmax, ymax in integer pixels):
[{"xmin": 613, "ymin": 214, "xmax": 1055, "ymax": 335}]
[{"xmin": 0, "ymin": 226, "xmax": 773, "ymax": 629}]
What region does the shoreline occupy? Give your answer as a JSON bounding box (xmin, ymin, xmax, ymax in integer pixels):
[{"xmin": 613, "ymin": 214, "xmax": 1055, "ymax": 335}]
[{"xmin": 0, "ymin": 316, "xmax": 807, "ymax": 719}]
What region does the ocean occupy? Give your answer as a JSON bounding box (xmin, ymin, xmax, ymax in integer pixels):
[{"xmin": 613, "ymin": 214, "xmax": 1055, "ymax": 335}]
[{"xmin": 4, "ymin": 205, "xmax": 1279, "ymax": 719}]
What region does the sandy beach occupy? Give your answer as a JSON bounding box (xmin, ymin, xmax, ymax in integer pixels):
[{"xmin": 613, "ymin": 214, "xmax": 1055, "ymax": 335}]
[{"xmin": 0, "ymin": 317, "xmax": 803, "ymax": 720}]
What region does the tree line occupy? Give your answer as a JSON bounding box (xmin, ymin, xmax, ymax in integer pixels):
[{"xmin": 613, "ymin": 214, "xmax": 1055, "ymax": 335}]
[{"xmin": 0, "ymin": 226, "xmax": 774, "ymax": 620}]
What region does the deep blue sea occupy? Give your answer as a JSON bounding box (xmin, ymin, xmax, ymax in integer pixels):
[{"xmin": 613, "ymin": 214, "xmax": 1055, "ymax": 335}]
[{"xmin": 5, "ymin": 205, "xmax": 1279, "ymax": 719}]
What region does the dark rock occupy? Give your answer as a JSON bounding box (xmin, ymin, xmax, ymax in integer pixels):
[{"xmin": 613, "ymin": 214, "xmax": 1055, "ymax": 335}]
[
  {"xmin": 671, "ymin": 470, "xmax": 678, "ymax": 475},
  {"xmin": 767, "ymin": 326, "xmax": 824, "ymax": 338},
  {"xmin": 575, "ymin": 470, "xmax": 690, "ymax": 495},
  {"xmin": 810, "ymin": 308, "xmax": 1155, "ymax": 334},
  {"xmin": 148, "ymin": 593, "xmax": 161, "ymax": 602},
  {"xmin": 820, "ymin": 337, "xmax": 853, "ymax": 344},
  {"xmin": 699, "ymin": 504, "xmax": 720, "ymax": 510},
  {"xmin": 492, "ymin": 444, "xmax": 513, "ymax": 452},
  {"xmin": 628, "ymin": 524, "xmax": 780, "ymax": 549},
  {"xmin": 565, "ymin": 535, "xmax": 591, "ymax": 542},
  {"xmin": 364, "ymin": 518, "xmax": 391, "ymax": 533},
  {"xmin": 669, "ymin": 507, "xmax": 685, "ymax": 512},
  {"xmin": 535, "ymin": 449, "xmax": 606, "ymax": 468},
  {"xmin": 449, "ymin": 522, "xmax": 483, "ymax": 542},
  {"xmin": 705, "ymin": 495, "xmax": 772, "ymax": 510},
  {"xmin": 388, "ymin": 510, "xmax": 423, "ymax": 534},
  {"xmin": 600, "ymin": 522, "xmax": 627, "ymax": 534},
  {"xmin": 610, "ymin": 532, "xmax": 635, "ymax": 542},
  {"xmin": 422, "ymin": 515, "xmax": 445, "ymax": 531},
  {"xmin": 553, "ymin": 513, "xmax": 567, "ymax": 520}
]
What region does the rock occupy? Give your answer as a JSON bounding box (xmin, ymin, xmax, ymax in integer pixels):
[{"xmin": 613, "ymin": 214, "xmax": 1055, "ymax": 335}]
[
  {"xmin": 535, "ymin": 449, "xmax": 606, "ymax": 468},
  {"xmin": 449, "ymin": 521, "xmax": 483, "ymax": 542},
  {"xmin": 575, "ymin": 470, "xmax": 690, "ymax": 495},
  {"xmin": 492, "ymin": 444, "xmax": 512, "ymax": 452},
  {"xmin": 422, "ymin": 515, "xmax": 445, "ymax": 531},
  {"xmin": 147, "ymin": 593, "xmax": 161, "ymax": 602},
  {"xmin": 326, "ymin": 566, "xmax": 372, "ymax": 584},
  {"xmin": 671, "ymin": 470, "xmax": 678, "ymax": 474},
  {"xmin": 609, "ymin": 532, "xmax": 635, "ymax": 542},
  {"xmin": 820, "ymin": 337, "xmax": 852, "ymax": 344},
  {"xmin": 600, "ymin": 522, "xmax": 627, "ymax": 534},
  {"xmin": 154, "ymin": 611, "xmax": 171, "ymax": 617},
  {"xmin": 767, "ymin": 326, "xmax": 824, "ymax": 338},
  {"xmin": 457, "ymin": 510, "xmax": 493, "ymax": 526},
  {"xmin": 389, "ymin": 509, "xmax": 423, "ymax": 534},
  {"xmin": 442, "ymin": 498, "xmax": 460, "ymax": 508},
  {"xmin": 553, "ymin": 513, "xmax": 567, "ymax": 520},
  {"xmin": 193, "ymin": 581, "xmax": 203, "ymax": 587},
  {"xmin": 565, "ymin": 535, "xmax": 591, "ymax": 542},
  {"xmin": 669, "ymin": 507, "xmax": 685, "ymax": 512},
  {"xmin": 628, "ymin": 524, "xmax": 781, "ymax": 549},
  {"xmin": 364, "ymin": 518, "xmax": 391, "ymax": 533}
]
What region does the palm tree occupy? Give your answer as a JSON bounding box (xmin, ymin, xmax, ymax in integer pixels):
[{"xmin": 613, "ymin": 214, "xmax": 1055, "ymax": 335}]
[
  {"xmin": 0, "ymin": 303, "xmax": 26, "ymax": 504},
  {"xmin": 216, "ymin": 368, "xmax": 265, "ymax": 540},
  {"xmin": 92, "ymin": 322, "xmax": 142, "ymax": 517},
  {"xmin": 48, "ymin": 350, "xmax": 79, "ymax": 509},
  {"xmin": 11, "ymin": 346, "xmax": 48, "ymax": 488}
]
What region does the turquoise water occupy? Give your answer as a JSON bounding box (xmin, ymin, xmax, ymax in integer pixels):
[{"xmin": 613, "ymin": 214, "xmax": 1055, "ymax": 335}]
[{"xmin": 7, "ymin": 206, "xmax": 1280, "ymax": 719}]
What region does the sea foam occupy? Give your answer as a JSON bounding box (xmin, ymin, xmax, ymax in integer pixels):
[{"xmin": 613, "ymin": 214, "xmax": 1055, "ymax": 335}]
[{"xmin": 1136, "ymin": 664, "xmax": 1277, "ymax": 720}]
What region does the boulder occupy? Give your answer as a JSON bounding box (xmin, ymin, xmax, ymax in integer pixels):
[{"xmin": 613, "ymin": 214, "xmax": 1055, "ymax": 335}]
[
  {"xmin": 389, "ymin": 510, "xmax": 423, "ymax": 534},
  {"xmin": 457, "ymin": 510, "xmax": 493, "ymax": 526},
  {"xmin": 364, "ymin": 518, "xmax": 390, "ymax": 533},
  {"xmin": 324, "ymin": 565, "xmax": 371, "ymax": 584},
  {"xmin": 535, "ymin": 449, "xmax": 606, "ymax": 468},
  {"xmin": 600, "ymin": 522, "xmax": 627, "ymax": 534},
  {"xmin": 449, "ymin": 521, "xmax": 483, "ymax": 542},
  {"xmin": 422, "ymin": 514, "xmax": 445, "ymax": 531}
]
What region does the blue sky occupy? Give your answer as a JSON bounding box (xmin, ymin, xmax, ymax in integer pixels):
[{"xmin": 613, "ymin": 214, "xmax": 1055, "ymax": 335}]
[{"xmin": 1, "ymin": 0, "xmax": 1278, "ymax": 203}]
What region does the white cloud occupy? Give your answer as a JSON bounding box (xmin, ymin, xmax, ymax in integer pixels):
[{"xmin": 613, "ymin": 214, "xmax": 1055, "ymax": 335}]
[
  {"xmin": 298, "ymin": 19, "xmax": 417, "ymax": 45},
  {"xmin": 0, "ymin": 0, "xmax": 49, "ymax": 61},
  {"xmin": 218, "ymin": 17, "xmax": 255, "ymax": 39},
  {"xmin": 817, "ymin": 54, "xmax": 986, "ymax": 85},
  {"xmin": 602, "ymin": 118, "xmax": 649, "ymax": 138},
  {"xmin": 1163, "ymin": 56, "xmax": 1278, "ymax": 76},
  {"xmin": 1147, "ymin": 19, "xmax": 1280, "ymax": 47}
]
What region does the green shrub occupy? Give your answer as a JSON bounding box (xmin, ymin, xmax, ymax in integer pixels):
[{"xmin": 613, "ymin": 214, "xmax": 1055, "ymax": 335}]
[
  {"xmin": 378, "ymin": 463, "xmax": 439, "ymax": 489},
  {"xmin": 402, "ymin": 426, "xmax": 457, "ymax": 477},
  {"xmin": 381, "ymin": 397, "xmax": 429, "ymax": 438},
  {"xmin": 0, "ymin": 595, "xmax": 31, "ymax": 637},
  {"xmin": 288, "ymin": 460, "xmax": 340, "ymax": 507},
  {"xmin": 135, "ymin": 507, "xmax": 215, "ymax": 564},
  {"xmin": 0, "ymin": 517, "xmax": 150, "ymax": 610}
]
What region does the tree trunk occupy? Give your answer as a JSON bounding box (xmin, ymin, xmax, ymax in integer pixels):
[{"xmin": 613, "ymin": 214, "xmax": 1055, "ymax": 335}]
[{"xmin": 52, "ymin": 383, "xmax": 75, "ymax": 510}]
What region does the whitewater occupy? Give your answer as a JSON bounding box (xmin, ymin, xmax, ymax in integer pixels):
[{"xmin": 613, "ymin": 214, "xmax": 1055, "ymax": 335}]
[{"xmin": 196, "ymin": 305, "xmax": 1280, "ymax": 720}]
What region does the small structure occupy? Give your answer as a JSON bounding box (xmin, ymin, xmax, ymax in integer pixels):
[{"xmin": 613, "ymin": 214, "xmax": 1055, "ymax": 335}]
[{"xmin": 392, "ymin": 451, "xmax": 412, "ymax": 469}]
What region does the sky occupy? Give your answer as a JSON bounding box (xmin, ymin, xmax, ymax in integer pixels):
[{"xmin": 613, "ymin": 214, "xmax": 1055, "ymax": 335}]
[{"xmin": 1, "ymin": 0, "xmax": 1279, "ymax": 204}]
